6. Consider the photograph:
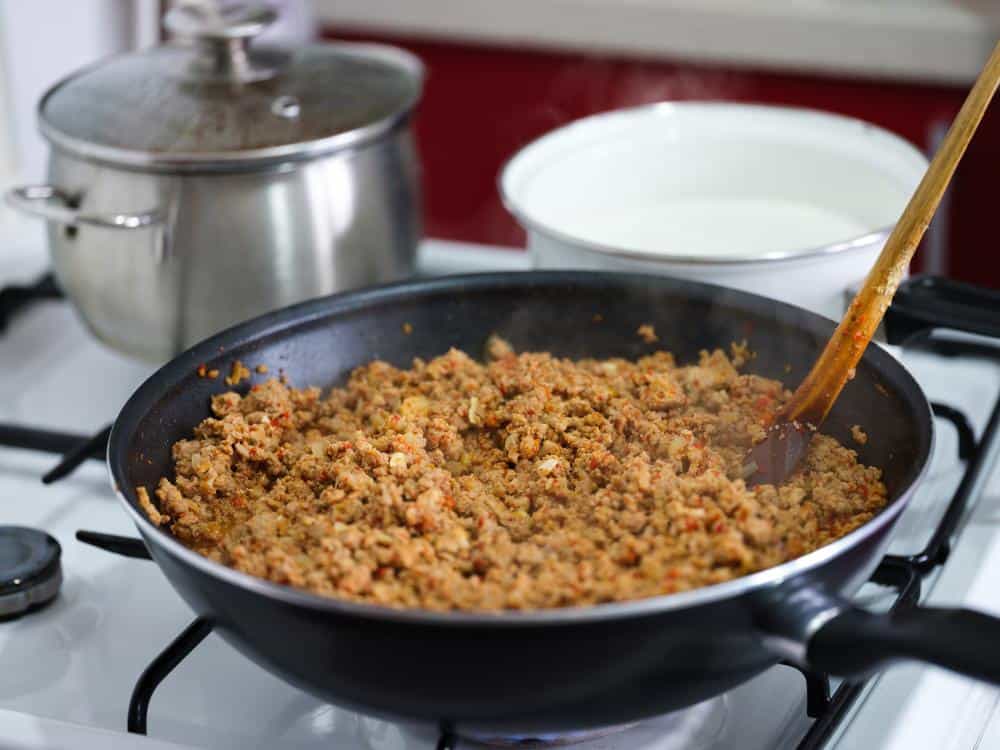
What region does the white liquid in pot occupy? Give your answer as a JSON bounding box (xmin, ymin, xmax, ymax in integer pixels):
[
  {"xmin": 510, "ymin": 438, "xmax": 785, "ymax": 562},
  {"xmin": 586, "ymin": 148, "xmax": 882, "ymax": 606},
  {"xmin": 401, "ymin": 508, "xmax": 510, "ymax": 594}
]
[{"xmin": 568, "ymin": 197, "xmax": 872, "ymax": 258}]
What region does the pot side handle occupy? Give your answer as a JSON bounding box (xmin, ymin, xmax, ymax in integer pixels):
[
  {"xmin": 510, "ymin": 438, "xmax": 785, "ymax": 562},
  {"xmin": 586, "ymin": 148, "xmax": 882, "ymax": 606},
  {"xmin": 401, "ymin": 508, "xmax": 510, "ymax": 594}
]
[
  {"xmin": 808, "ymin": 604, "xmax": 1000, "ymax": 684},
  {"xmin": 884, "ymin": 275, "xmax": 1000, "ymax": 345},
  {"xmin": 5, "ymin": 185, "xmax": 162, "ymax": 230}
]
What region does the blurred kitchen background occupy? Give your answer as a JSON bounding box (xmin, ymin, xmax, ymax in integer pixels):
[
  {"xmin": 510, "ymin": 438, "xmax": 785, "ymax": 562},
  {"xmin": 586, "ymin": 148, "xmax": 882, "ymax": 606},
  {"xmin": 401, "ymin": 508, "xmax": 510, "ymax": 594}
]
[{"xmin": 0, "ymin": 0, "xmax": 996, "ymax": 284}]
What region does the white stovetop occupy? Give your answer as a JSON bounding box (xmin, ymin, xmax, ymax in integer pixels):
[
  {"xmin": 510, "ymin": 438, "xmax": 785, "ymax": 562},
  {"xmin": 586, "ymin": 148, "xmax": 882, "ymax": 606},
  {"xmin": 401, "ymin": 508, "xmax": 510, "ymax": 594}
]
[{"xmin": 0, "ymin": 214, "xmax": 999, "ymax": 749}]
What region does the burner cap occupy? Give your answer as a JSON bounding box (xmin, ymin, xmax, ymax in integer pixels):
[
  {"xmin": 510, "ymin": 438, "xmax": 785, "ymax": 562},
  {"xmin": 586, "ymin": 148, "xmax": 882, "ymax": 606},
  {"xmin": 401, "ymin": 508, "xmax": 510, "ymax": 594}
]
[{"xmin": 0, "ymin": 527, "xmax": 61, "ymax": 618}]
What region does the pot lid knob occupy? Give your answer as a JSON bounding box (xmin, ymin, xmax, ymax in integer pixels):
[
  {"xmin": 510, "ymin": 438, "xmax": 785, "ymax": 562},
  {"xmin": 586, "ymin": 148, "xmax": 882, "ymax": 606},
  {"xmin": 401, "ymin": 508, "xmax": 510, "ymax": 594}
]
[{"xmin": 164, "ymin": 1, "xmax": 283, "ymax": 82}]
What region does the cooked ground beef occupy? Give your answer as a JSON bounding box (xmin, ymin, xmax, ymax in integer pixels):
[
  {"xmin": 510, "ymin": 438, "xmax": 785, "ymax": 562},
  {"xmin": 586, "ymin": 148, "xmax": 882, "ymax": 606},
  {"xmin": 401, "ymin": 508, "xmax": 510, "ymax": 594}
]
[
  {"xmin": 636, "ymin": 324, "xmax": 658, "ymax": 343},
  {"xmin": 139, "ymin": 338, "xmax": 886, "ymax": 611}
]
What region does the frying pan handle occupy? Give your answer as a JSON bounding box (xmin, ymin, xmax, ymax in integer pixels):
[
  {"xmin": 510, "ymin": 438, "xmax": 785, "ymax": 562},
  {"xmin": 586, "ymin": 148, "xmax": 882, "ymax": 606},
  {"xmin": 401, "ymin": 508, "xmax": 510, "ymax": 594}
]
[
  {"xmin": 807, "ymin": 604, "xmax": 1000, "ymax": 683},
  {"xmin": 884, "ymin": 275, "xmax": 1000, "ymax": 345}
]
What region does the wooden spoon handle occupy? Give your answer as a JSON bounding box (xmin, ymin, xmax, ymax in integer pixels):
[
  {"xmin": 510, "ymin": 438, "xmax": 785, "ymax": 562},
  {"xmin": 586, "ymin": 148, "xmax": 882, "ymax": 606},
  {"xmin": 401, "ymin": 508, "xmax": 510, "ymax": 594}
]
[{"xmin": 780, "ymin": 41, "xmax": 1000, "ymax": 427}]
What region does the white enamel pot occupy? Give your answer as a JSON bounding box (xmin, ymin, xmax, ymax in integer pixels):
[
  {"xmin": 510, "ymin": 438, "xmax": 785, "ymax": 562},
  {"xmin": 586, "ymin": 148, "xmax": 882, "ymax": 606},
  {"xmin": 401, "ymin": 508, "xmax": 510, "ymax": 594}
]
[{"xmin": 500, "ymin": 102, "xmax": 929, "ymax": 320}]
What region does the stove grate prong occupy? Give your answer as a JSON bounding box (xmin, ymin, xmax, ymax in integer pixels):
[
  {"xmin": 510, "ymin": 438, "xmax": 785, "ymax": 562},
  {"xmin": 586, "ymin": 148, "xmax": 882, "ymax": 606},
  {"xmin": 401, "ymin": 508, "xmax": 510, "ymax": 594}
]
[
  {"xmin": 128, "ymin": 617, "xmax": 214, "ymax": 735},
  {"xmin": 436, "ymin": 727, "xmax": 459, "ymax": 750},
  {"xmin": 930, "ymin": 403, "xmax": 976, "ymax": 461},
  {"xmin": 76, "ymin": 530, "xmax": 151, "ymax": 560},
  {"xmin": 909, "ymin": 392, "xmax": 1000, "ymax": 574},
  {"xmin": 0, "ymin": 424, "xmax": 96, "ymax": 456},
  {"xmin": 779, "ymin": 663, "xmax": 832, "ymax": 719},
  {"xmin": 42, "ymin": 424, "xmax": 112, "ymax": 484}
]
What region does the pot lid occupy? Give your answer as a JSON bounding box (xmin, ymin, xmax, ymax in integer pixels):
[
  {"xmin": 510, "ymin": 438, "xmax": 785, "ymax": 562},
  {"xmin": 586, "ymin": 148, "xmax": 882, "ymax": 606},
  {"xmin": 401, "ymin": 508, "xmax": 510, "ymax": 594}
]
[{"xmin": 38, "ymin": 2, "xmax": 423, "ymax": 171}]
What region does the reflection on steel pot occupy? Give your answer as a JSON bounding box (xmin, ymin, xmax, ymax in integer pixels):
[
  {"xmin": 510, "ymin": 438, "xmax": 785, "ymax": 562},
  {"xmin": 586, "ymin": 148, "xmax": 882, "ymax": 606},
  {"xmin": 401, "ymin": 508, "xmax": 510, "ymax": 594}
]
[
  {"xmin": 500, "ymin": 103, "xmax": 929, "ymax": 321},
  {"xmin": 6, "ymin": 2, "xmax": 422, "ymax": 361}
]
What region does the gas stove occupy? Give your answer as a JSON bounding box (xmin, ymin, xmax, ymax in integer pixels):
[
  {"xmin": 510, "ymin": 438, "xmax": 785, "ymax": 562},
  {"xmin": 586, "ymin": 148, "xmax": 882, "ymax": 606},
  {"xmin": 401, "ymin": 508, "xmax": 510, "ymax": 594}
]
[{"xmin": 1, "ymin": 215, "xmax": 999, "ymax": 750}]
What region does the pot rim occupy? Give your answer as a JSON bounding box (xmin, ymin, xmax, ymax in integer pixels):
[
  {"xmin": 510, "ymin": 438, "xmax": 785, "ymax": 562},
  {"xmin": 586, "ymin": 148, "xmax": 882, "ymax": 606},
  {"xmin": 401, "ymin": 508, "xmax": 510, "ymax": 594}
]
[
  {"xmin": 498, "ymin": 101, "xmax": 928, "ymax": 266},
  {"xmin": 37, "ymin": 42, "xmax": 423, "ymax": 174}
]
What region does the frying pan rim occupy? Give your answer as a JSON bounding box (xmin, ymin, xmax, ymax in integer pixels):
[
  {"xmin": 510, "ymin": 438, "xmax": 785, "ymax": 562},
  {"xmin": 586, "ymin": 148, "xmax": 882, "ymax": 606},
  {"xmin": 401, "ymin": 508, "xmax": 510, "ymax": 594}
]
[{"xmin": 108, "ymin": 270, "xmax": 934, "ymax": 627}]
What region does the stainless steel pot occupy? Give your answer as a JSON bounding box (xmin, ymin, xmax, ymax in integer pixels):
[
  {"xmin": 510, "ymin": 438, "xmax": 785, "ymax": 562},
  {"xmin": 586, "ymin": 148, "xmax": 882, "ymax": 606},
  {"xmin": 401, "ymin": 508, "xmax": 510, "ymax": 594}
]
[{"xmin": 6, "ymin": 2, "xmax": 423, "ymax": 361}]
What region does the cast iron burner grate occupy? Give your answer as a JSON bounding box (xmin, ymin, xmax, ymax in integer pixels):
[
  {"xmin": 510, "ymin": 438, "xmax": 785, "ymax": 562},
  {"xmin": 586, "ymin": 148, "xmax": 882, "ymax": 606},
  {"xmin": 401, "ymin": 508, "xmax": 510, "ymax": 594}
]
[
  {"xmin": 64, "ymin": 333, "xmax": 999, "ymax": 750},
  {"xmin": 0, "ymin": 273, "xmax": 63, "ymax": 333}
]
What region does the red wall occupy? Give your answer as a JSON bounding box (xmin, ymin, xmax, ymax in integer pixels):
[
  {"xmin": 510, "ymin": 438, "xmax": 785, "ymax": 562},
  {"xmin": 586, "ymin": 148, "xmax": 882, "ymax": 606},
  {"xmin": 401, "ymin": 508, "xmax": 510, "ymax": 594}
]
[{"xmin": 328, "ymin": 31, "xmax": 999, "ymax": 287}]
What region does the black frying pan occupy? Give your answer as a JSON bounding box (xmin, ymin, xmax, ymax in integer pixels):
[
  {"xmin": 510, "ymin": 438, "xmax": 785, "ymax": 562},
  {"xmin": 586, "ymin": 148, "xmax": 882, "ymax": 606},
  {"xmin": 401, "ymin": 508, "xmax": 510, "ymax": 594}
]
[{"xmin": 108, "ymin": 271, "xmax": 1000, "ymax": 736}]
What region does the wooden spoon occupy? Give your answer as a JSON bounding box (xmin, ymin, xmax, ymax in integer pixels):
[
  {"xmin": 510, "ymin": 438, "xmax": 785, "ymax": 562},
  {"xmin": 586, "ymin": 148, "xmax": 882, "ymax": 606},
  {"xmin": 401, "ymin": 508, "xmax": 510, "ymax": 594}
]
[{"xmin": 746, "ymin": 41, "xmax": 1000, "ymax": 487}]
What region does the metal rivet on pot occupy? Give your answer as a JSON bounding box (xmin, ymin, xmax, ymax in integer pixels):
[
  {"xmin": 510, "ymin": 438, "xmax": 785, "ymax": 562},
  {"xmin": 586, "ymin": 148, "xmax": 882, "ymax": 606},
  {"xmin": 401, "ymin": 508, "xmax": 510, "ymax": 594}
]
[{"xmin": 271, "ymin": 95, "xmax": 301, "ymax": 119}]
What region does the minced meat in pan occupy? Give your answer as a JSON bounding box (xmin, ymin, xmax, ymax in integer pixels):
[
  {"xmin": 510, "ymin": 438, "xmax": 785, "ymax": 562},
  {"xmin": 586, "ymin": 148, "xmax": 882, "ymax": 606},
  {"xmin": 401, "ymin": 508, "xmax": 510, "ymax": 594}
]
[{"xmin": 138, "ymin": 337, "xmax": 886, "ymax": 611}]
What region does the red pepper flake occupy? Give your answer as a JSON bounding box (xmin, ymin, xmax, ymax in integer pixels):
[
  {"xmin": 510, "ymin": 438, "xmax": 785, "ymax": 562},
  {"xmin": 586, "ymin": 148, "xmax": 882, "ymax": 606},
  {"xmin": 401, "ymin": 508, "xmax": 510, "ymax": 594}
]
[
  {"xmin": 713, "ymin": 521, "xmax": 726, "ymax": 533},
  {"xmin": 683, "ymin": 518, "xmax": 699, "ymax": 532}
]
